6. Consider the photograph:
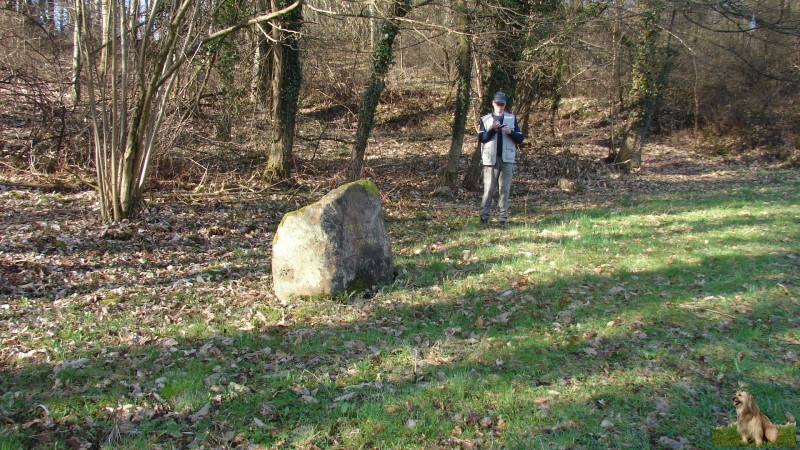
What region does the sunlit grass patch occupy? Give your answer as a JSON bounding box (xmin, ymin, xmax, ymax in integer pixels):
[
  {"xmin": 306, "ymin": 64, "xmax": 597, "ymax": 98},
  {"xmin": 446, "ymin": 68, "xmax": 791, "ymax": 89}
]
[
  {"xmin": 712, "ymin": 423, "xmax": 796, "ymax": 447},
  {"xmin": 0, "ymin": 436, "xmax": 26, "ymax": 449},
  {"xmin": 2, "ymin": 171, "xmax": 798, "ymax": 448},
  {"xmin": 158, "ymin": 374, "xmax": 209, "ymax": 413}
]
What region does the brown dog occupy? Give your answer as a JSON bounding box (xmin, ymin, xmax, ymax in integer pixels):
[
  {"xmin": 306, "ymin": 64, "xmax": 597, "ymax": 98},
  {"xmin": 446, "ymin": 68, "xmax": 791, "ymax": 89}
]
[{"xmin": 733, "ymin": 391, "xmax": 779, "ymax": 445}]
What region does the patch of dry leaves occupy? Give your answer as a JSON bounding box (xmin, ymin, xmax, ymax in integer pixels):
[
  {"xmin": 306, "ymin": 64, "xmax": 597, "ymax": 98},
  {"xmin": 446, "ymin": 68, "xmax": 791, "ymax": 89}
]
[{"xmin": 0, "ymin": 131, "xmax": 781, "ymax": 359}]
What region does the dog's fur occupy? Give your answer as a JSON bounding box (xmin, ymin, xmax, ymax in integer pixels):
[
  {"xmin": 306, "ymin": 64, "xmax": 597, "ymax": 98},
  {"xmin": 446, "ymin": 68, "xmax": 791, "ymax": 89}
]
[{"xmin": 733, "ymin": 391, "xmax": 779, "ymax": 445}]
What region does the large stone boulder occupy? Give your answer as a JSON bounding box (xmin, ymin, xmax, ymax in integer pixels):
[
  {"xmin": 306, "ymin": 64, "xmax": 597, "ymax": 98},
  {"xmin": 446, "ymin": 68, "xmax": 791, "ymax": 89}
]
[{"xmin": 272, "ymin": 179, "xmax": 393, "ymax": 300}]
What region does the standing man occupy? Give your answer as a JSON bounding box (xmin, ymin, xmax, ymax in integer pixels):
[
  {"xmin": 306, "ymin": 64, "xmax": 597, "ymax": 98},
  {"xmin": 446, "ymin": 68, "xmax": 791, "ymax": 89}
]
[{"xmin": 477, "ymin": 91, "xmax": 524, "ymax": 228}]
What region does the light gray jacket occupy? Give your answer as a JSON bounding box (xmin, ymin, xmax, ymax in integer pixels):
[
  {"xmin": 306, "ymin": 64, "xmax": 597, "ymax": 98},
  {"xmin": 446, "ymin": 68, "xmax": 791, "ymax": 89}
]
[{"xmin": 478, "ymin": 112, "xmax": 524, "ymax": 165}]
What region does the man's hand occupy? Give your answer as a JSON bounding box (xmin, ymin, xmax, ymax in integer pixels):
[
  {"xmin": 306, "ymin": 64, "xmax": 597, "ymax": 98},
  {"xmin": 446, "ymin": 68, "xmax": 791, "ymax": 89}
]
[{"xmin": 500, "ymin": 124, "xmax": 510, "ymax": 134}]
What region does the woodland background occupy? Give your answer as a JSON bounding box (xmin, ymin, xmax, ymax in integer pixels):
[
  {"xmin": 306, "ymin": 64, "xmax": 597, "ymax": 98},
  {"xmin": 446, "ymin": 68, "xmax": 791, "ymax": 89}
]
[{"xmin": 0, "ymin": 0, "xmax": 798, "ymax": 222}]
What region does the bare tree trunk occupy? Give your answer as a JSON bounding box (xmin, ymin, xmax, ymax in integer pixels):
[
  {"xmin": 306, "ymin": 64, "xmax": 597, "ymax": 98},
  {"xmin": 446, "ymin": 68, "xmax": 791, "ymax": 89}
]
[
  {"xmin": 443, "ymin": 0, "xmax": 472, "ymax": 186},
  {"xmin": 70, "ymin": 1, "xmax": 82, "ymax": 105},
  {"xmin": 615, "ymin": 0, "xmax": 677, "ymax": 170},
  {"xmin": 265, "ymin": 0, "xmax": 303, "ymax": 181},
  {"xmin": 99, "ymin": 0, "xmax": 111, "ymax": 75},
  {"xmin": 347, "ymin": 0, "xmax": 412, "ymax": 182},
  {"xmin": 462, "ymin": 142, "xmax": 483, "ymax": 191},
  {"xmin": 252, "ymin": 0, "xmax": 273, "ymax": 110},
  {"xmin": 77, "ymin": 0, "xmax": 301, "ymax": 221},
  {"xmin": 252, "ymin": 22, "xmax": 273, "ymax": 110}
]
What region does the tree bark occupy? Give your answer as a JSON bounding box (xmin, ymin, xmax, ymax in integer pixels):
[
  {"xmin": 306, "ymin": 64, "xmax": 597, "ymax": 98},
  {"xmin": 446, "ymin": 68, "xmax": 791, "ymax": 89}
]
[
  {"xmin": 265, "ymin": 0, "xmax": 303, "ymax": 181},
  {"xmin": 252, "ymin": 19, "xmax": 273, "ymax": 110},
  {"xmin": 70, "ymin": 1, "xmax": 82, "ymax": 105},
  {"xmin": 347, "ymin": 0, "xmax": 412, "ymax": 182},
  {"xmin": 443, "ymin": 0, "xmax": 472, "ymax": 186},
  {"xmin": 615, "ymin": 0, "xmax": 677, "ymax": 170}
]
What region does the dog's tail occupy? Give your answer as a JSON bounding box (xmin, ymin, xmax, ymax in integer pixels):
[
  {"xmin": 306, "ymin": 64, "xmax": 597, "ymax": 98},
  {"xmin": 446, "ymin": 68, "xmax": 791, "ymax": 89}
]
[{"xmin": 765, "ymin": 424, "xmax": 779, "ymax": 442}]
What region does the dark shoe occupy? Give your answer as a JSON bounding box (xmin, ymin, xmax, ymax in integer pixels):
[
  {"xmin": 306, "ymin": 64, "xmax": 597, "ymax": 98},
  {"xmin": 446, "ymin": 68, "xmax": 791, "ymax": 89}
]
[
  {"xmin": 499, "ymin": 220, "xmax": 508, "ymax": 229},
  {"xmin": 480, "ymin": 217, "xmax": 489, "ymax": 226}
]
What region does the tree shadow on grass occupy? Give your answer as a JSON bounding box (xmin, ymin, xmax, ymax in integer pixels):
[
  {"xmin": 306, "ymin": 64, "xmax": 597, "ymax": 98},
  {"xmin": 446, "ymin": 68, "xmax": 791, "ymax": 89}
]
[
  {"xmin": 2, "ymin": 218, "xmax": 798, "ymax": 448},
  {"xmin": 2, "ymin": 164, "xmax": 798, "ymax": 448}
]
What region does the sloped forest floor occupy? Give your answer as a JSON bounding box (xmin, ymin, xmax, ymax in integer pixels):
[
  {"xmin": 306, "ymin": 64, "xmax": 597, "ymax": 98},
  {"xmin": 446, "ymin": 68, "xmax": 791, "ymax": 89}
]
[{"xmin": 0, "ymin": 100, "xmax": 789, "ymax": 304}]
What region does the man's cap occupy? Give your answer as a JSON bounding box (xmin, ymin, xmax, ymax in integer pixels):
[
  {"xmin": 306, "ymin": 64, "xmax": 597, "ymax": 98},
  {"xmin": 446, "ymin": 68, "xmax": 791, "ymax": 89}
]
[{"xmin": 493, "ymin": 92, "xmax": 507, "ymax": 104}]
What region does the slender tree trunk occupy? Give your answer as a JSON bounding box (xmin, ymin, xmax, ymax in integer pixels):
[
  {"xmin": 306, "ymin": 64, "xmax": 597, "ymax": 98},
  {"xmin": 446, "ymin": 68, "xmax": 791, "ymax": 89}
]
[
  {"xmin": 616, "ymin": 0, "xmax": 676, "ymax": 169},
  {"xmin": 265, "ymin": 0, "xmax": 303, "ymax": 181},
  {"xmin": 215, "ymin": 42, "xmax": 236, "ymax": 142},
  {"xmin": 99, "ymin": 0, "xmax": 112, "ymax": 75},
  {"xmin": 78, "ymin": 0, "xmax": 301, "ymax": 221},
  {"xmin": 462, "ymin": 142, "xmax": 483, "ymax": 191},
  {"xmin": 616, "ymin": 11, "xmax": 658, "ymax": 169},
  {"xmin": 252, "ymin": 0, "xmax": 273, "ymax": 110},
  {"xmin": 443, "ymin": 0, "xmax": 472, "ymax": 186},
  {"xmin": 347, "ymin": 0, "xmax": 412, "ymax": 182},
  {"xmin": 252, "ymin": 23, "xmax": 273, "ymax": 110},
  {"xmin": 71, "ymin": 2, "xmax": 82, "ymax": 105}
]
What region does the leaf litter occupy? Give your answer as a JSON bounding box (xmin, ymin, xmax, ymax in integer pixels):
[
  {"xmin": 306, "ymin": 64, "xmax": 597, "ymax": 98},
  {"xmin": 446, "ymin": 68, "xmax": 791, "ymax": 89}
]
[{"xmin": 1, "ymin": 138, "xmax": 798, "ymax": 447}]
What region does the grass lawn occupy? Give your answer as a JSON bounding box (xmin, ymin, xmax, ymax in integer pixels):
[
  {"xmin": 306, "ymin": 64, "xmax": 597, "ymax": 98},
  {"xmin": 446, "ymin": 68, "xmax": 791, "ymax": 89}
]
[
  {"xmin": 1, "ymin": 168, "xmax": 799, "ymax": 449},
  {"xmin": 712, "ymin": 423, "xmax": 796, "ymax": 447}
]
